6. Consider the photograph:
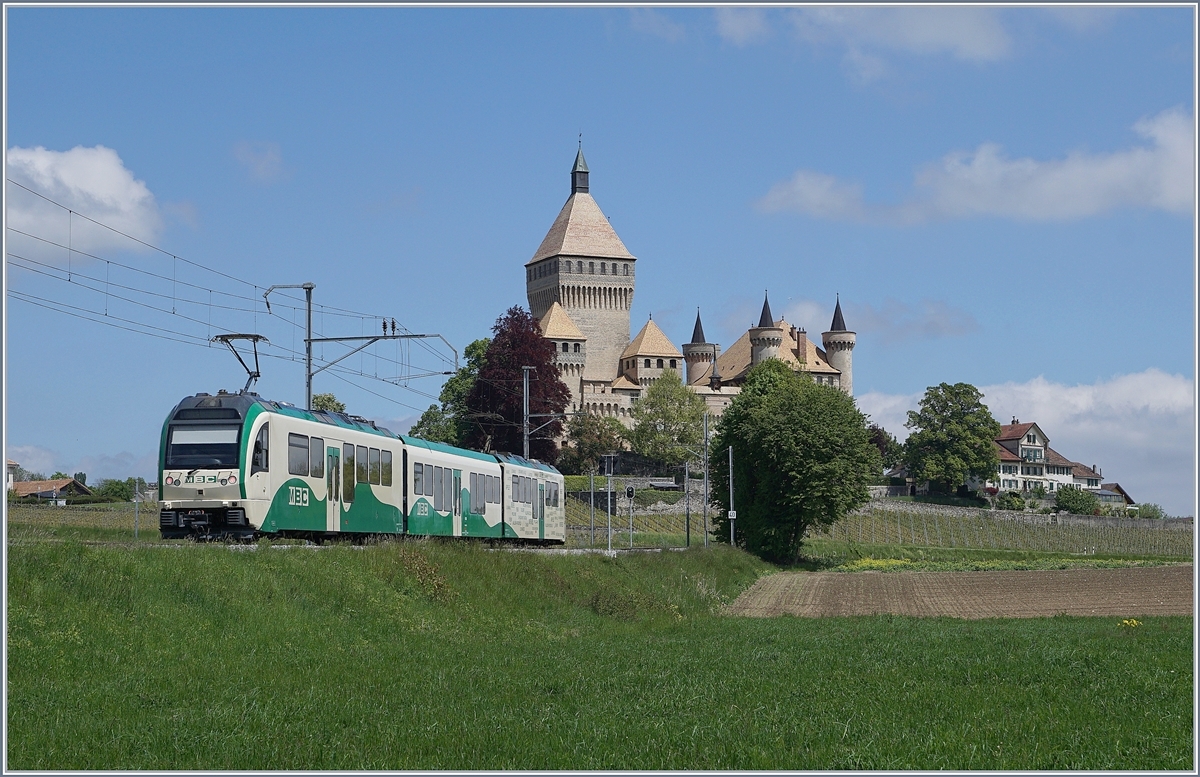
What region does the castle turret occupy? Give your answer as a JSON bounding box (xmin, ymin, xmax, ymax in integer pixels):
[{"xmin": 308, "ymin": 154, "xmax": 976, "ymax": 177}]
[
  {"xmin": 748, "ymin": 292, "xmax": 784, "ymax": 367},
  {"xmin": 526, "ymin": 148, "xmax": 636, "ymax": 387},
  {"xmin": 821, "ymin": 295, "xmax": 856, "ymax": 395},
  {"xmin": 681, "ymin": 309, "xmax": 719, "ymax": 385}
]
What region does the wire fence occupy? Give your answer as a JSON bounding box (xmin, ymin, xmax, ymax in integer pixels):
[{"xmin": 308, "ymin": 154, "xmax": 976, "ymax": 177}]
[
  {"xmin": 564, "ymin": 496, "xmax": 710, "ymax": 549},
  {"xmin": 7, "ymin": 501, "xmax": 155, "ymax": 537}
]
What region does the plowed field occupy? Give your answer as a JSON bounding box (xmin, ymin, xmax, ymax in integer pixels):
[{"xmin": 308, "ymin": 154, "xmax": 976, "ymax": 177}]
[{"xmin": 726, "ymin": 564, "xmax": 1194, "ymax": 619}]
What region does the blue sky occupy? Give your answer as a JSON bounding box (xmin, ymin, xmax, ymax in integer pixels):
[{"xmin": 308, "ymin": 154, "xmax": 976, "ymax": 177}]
[{"xmin": 4, "ymin": 6, "xmax": 1196, "ymax": 515}]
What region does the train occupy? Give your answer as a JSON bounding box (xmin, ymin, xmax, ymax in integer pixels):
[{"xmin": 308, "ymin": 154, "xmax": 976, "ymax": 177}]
[{"xmin": 157, "ymin": 390, "xmax": 565, "ymax": 543}]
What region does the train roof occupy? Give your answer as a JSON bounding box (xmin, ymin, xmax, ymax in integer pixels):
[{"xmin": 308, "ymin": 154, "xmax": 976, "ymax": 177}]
[
  {"xmin": 492, "ymin": 451, "xmax": 560, "ymax": 474},
  {"xmin": 400, "ymin": 435, "xmax": 497, "ymax": 464}
]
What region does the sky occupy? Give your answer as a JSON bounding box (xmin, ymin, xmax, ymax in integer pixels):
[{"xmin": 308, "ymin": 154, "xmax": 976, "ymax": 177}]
[{"xmin": 3, "ymin": 5, "xmax": 1196, "ymax": 516}]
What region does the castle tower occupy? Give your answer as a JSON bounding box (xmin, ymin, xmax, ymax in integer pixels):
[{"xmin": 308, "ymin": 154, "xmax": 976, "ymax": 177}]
[
  {"xmin": 538, "ymin": 302, "xmax": 587, "ymax": 401},
  {"xmin": 748, "ymin": 292, "xmax": 784, "ymax": 367},
  {"xmin": 681, "ymin": 309, "xmax": 719, "ymax": 385},
  {"xmin": 526, "ymin": 148, "xmax": 636, "ymax": 386},
  {"xmin": 821, "ymin": 295, "xmax": 856, "ymax": 395}
]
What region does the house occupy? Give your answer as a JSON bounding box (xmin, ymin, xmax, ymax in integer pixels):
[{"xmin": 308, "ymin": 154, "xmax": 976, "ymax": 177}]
[
  {"xmin": 11, "ymin": 478, "xmax": 92, "ymax": 506},
  {"xmin": 986, "ymin": 420, "xmax": 1122, "ymax": 499},
  {"xmin": 6, "ymin": 459, "xmax": 17, "ymax": 491},
  {"xmin": 1102, "ymin": 482, "xmax": 1136, "ymax": 505}
]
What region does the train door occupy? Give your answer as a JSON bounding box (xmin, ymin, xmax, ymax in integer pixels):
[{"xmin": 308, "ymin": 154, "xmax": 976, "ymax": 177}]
[
  {"xmin": 247, "ymin": 422, "xmax": 271, "ymax": 500},
  {"xmin": 452, "ymin": 469, "xmax": 462, "ymax": 535},
  {"xmin": 326, "ymin": 443, "xmax": 341, "ymax": 533},
  {"xmin": 538, "ymin": 481, "xmax": 545, "ymax": 540}
]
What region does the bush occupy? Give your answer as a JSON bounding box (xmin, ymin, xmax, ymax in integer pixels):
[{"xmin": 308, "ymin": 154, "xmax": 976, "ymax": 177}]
[
  {"xmin": 1134, "ymin": 503, "xmax": 1167, "ymax": 520},
  {"xmin": 996, "ymin": 492, "xmax": 1024, "ymax": 511},
  {"xmin": 1054, "ymin": 487, "xmax": 1099, "ymax": 516}
]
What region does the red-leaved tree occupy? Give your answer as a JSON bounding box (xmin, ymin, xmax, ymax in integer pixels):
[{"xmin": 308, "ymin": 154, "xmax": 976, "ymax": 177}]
[{"xmin": 463, "ymin": 306, "xmax": 571, "ymax": 462}]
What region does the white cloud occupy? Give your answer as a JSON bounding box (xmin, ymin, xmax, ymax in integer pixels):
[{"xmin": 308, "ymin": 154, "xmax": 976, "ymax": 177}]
[
  {"xmin": 233, "ymin": 140, "xmax": 286, "ymax": 183},
  {"xmin": 759, "ymin": 170, "xmax": 865, "ymax": 220},
  {"xmin": 781, "ymin": 298, "xmax": 832, "ymax": 335},
  {"xmin": 858, "ymin": 369, "xmax": 1196, "ymax": 517},
  {"xmin": 6, "ymin": 145, "xmax": 164, "ymax": 252},
  {"xmin": 759, "ymin": 107, "xmax": 1195, "ymax": 222},
  {"xmin": 630, "ymin": 9, "xmax": 685, "ymax": 43},
  {"xmin": 791, "ymin": 6, "xmax": 1011, "ymax": 64},
  {"xmin": 715, "ymin": 8, "xmax": 769, "ymax": 46},
  {"xmin": 852, "ymin": 298, "xmax": 979, "ymax": 344},
  {"xmin": 6, "ymin": 444, "xmax": 62, "ymax": 477}
]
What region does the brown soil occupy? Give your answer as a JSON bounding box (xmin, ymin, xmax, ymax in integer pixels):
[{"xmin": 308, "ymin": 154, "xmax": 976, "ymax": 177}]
[{"xmin": 726, "ymin": 565, "xmax": 1194, "ymax": 619}]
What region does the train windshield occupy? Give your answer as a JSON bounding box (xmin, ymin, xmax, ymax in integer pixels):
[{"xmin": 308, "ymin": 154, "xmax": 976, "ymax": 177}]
[{"xmin": 166, "ymin": 425, "xmax": 242, "ymax": 469}]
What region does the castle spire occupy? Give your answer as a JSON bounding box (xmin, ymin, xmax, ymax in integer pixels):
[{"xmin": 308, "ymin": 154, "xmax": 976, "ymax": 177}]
[
  {"xmin": 571, "ymin": 147, "xmax": 589, "ymax": 194},
  {"xmin": 830, "ymin": 294, "xmax": 846, "ymax": 332},
  {"xmin": 690, "ymin": 308, "xmax": 706, "ymax": 344},
  {"xmin": 757, "ymin": 291, "xmax": 774, "ymax": 328}
]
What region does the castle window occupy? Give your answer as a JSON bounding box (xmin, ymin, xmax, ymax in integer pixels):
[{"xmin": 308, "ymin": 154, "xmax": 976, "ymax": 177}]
[
  {"xmin": 564, "ymin": 261, "xmax": 572, "ymax": 273},
  {"xmin": 624, "ymin": 264, "xmax": 629, "ymax": 275},
  {"xmin": 600, "ymin": 262, "xmax": 606, "ymax": 274},
  {"xmin": 644, "ymin": 359, "xmax": 650, "ymax": 368},
  {"xmin": 589, "ymin": 262, "xmax": 594, "ymax": 274},
  {"xmin": 657, "ymin": 359, "xmax": 664, "ymax": 368},
  {"xmin": 562, "ymin": 342, "xmax": 569, "ymax": 353},
  {"xmin": 669, "ymin": 359, "xmax": 676, "ymax": 369},
  {"xmin": 574, "ymin": 343, "xmax": 580, "ymax": 353}
]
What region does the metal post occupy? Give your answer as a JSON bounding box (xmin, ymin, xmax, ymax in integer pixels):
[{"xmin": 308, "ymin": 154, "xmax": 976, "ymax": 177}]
[
  {"xmin": 685, "ymin": 459, "xmax": 690, "ymax": 547},
  {"xmin": 589, "ymin": 470, "xmax": 595, "ymax": 548},
  {"xmin": 628, "ymin": 481, "xmax": 634, "ymax": 549},
  {"xmin": 303, "ymin": 283, "xmax": 314, "ymax": 410},
  {"xmin": 703, "ymin": 411, "xmax": 709, "ymax": 549},
  {"xmin": 522, "ymin": 366, "xmax": 534, "ymax": 459},
  {"xmin": 606, "ymin": 457, "xmax": 612, "ymax": 553},
  {"xmin": 134, "ymin": 489, "xmax": 139, "ymax": 540},
  {"xmin": 728, "ymin": 445, "xmax": 735, "ymax": 546}
]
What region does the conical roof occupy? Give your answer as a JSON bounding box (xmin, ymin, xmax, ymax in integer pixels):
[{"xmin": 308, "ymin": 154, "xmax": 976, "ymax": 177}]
[
  {"xmin": 528, "ymin": 192, "xmax": 635, "ymax": 264},
  {"xmin": 538, "ymin": 301, "xmax": 585, "ymax": 340},
  {"xmin": 690, "ymin": 310, "xmax": 707, "ymax": 344},
  {"xmin": 572, "ymin": 148, "xmax": 588, "ymax": 173},
  {"xmin": 757, "ymin": 292, "xmax": 775, "ymax": 328},
  {"xmin": 829, "ymin": 296, "xmax": 847, "ymax": 332},
  {"xmin": 621, "ymin": 318, "xmax": 682, "ymax": 359}
]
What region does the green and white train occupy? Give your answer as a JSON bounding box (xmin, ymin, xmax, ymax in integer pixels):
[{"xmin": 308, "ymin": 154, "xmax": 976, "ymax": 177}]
[{"xmin": 158, "ymin": 390, "xmax": 565, "ymax": 543}]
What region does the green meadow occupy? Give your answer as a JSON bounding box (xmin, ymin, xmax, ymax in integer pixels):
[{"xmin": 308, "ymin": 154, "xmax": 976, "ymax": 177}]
[{"xmin": 6, "ymin": 535, "xmax": 1193, "ymax": 770}]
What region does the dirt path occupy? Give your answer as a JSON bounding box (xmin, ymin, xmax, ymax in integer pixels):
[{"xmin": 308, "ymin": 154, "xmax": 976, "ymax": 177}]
[{"xmin": 726, "ymin": 565, "xmax": 1194, "ymax": 619}]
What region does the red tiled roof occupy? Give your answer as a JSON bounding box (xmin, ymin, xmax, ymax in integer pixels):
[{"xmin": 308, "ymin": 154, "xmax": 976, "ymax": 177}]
[
  {"xmin": 997, "ymin": 423, "xmax": 1035, "ymax": 441},
  {"xmin": 1045, "ymin": 447, "xmax": 1073, "ymax": 466},
  {"xmin": 1071, "ymin": 463, "xmax": 1100, "ymax": 480},
  {"xmin": 994, "ymin": 442, "xmax": 1021, "ymax": 462},
  {"xmin": 11, "ymin": 478, "xmax": 92, "ymax": 497}
]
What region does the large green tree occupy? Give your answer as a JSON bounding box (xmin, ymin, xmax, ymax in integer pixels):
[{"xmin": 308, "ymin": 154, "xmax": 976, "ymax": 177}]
[
  {"xmin": 627, "ymin": 370, "xmax": 706, "ymax": 467},
  {"xmin": 904, "ymin": 383, "xmax": 1001, "ymax": 495},
  {"xmin": 408, "ymin": 338, "xmax": 490, "ymax": 446},
  {"xmin": 464, "ymin": 307, "xmax": 570, "ymax": 461},
  {"xmin": 710, "ymin": 360, "xmax": 877, "ymax": 563},
  {"xmin": 558, "ymin": 413, "xmax": 627, "ymax": 474},
  {"xmin": 1055, "ymin": 486, "xmax": 1099, "ymax": 515}
]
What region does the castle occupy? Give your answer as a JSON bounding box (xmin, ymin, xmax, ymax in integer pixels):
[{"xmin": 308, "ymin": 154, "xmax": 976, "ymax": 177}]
[{"xmin": 527, "ymin": 149, "xmax": 855, "ymax": 423}]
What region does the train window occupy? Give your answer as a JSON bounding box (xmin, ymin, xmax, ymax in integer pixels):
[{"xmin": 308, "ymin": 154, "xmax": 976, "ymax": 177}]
[
  {"xmin": 492, "ymin": 475, "xmax": 499, "ymax": 503},
  {"xmin": 413, "ymin": 462, "xmax": 424, "ymax": 495},
  {"xmin": 381, "ymin": 450, "xmax": 392, "ymax": 486},
  {"xmin": 368, "ymin": 448, "xmax": 380, "ymax": 485},
  {"xmin": 288, "ymin": 434, "xmax": 309, "ymax": 476},
  {"xmin": 469, "ymin": 473, "xmax": 476, "ymax": 512},
  {"xmin": 356, "ymin": 446, "xmax": 368, "ymax": 483},
  {"xmin": 424, "ymin": 464, "xmax": 434, "ymax": 496},
  {"xmin": 552, "ymin": 482, "xmax": 559, "ymax": 507},
  {"xmin": 545, "ymin": 482, "xmax": 551, "ymax": 505},
  {"xmin": 343, "ymin": 444, "xmax": 355, "ymax": 502},
  {"xmin": 251, "ymin": 424, "xmax": 269, "ymax": 473},
  {"xmin": 512, "ymin": 474, "xmax": 519, "ymax": 502},
  {"xmin": 434, "ymin": 466, "xmax": 444, "ymax": 512},
  {"xmin": 310, "ymin": 437, "xmax": 324, "ymax": 479}
]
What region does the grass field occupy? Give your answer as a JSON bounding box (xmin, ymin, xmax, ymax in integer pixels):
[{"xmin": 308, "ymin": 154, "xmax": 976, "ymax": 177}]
[{"xmin": 6, "ymin": 533, "xmax": 1193, "ymax": 770}]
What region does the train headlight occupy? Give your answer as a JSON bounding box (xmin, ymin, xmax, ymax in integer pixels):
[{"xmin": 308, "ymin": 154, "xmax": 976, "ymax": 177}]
[
  {"xmin": 228, "ymin": 475, "xmax": 237, "ymax": 484},
  {"xmin": 220, "ymin": 478, "xmax": 228, "ymax": 485}
]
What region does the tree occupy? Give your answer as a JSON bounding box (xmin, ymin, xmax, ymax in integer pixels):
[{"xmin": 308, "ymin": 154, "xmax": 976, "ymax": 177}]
[
  {"xmin": 627, "ymin": 371, "xmax": 706, "ymax": 468},
  {"xmin": 867, "ymin": 424, "xmax": 903, "ymax": 471},
  {"xmin": 1055, "ymin": 486, "xmax": 1099, "ymax": 515},
  {"xmin": 95, "ymin": 478, "xmax": 134, "ymax": 502},
  {"xmin": 463, "ymin": 307, "xmax": 571, "ymax": 461},
  {"xmin": 408, "ymin": 338, "xmax": 490, "ymax": 446},
  {"xmin": 558, "ymin": 413, "xmax": 627, "ymax": 474},
  {"xmin": 710, "ymin": 360, "xmax": 877, "ymax": 563},
  {"xmin": 73, "ymin": 472, "xmax": 87, "ymax": 487},
  {"xmin": 312, "ymin": 393, "xmax": 346, "ymax": 413},
  {"xmin": 904, "ymin": 383, "xmax": 1001, "ymax": 495},
  {"xmin": 51, "ymin": 471, "xmax": 70, "ymax": 480},
  {"xmin": 1134, "ymin": 503, "xmax": 1166, "ymax": 520}
]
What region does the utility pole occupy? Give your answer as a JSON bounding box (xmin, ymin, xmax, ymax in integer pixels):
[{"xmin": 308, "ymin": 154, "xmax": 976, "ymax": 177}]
[
  {"xmin": 522, "ymin": 366, "xmax": 533, "ymax": 459},
  {"xmin": 703, "ymin": 411, "xmax": 709, "ymax": 549},
  {"xmin": 728, "ymin": 444, "xmax": 736, "ymax": 546},
  {"xmin": 263, "ymin": 283, "xmax": 315, "ymax": 409},
  {"xmin": 684, "ymin": 459, "xmax": 690, "ymax": 548}
]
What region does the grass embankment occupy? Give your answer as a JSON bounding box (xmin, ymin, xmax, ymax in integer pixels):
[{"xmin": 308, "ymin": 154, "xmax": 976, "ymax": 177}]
[{"xmin": 7, "ymin": 538, "xmax": 1193, "ymax": 770}]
